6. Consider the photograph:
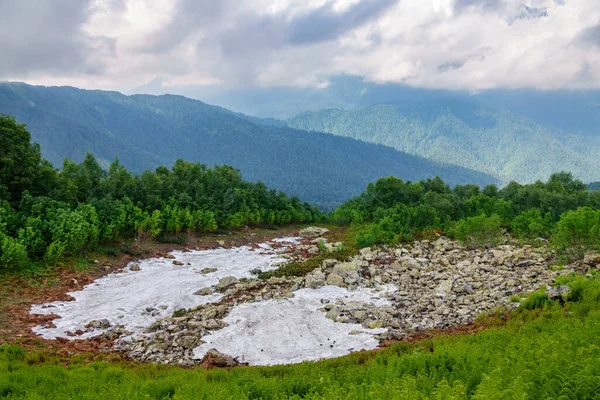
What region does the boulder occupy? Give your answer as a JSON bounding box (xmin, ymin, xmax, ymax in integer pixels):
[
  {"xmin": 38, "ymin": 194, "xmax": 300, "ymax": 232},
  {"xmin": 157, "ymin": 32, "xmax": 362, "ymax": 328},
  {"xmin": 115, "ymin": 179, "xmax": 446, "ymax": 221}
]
[
  {"xmin": 129, "ymin": 263, "xmax": 141, "ymax": 271},
  {"xmin": 547, "ymin": 285, "xmax": 571, "ymax": 301},
  {"xmin": 215, "ymin": 276, "xmax": 239, "ymax": 292},
  {"xmin": 299, "ymin": 227, "xmax": 329, "ymax": 238},
  {"xmin": 194, "ymin": 287, "xmax": 213, "ymax": 296},
  {"xmin": 200, "ymin": 348, "xmax": 245, "ymax": 368},
  {"xmin": 583, "ymin": 253, "xmax": 600, "ymax": 266},
  {"xmin": 326, "ymin": 273, "xmax": 345, "ymax": 287},
  {"xmin": 199, "ymin": 267, "xmax": 218, "ymax": 274},
  {"xmin": 435, "ymin": 279, "xmax": 454, "ymax": 296}
]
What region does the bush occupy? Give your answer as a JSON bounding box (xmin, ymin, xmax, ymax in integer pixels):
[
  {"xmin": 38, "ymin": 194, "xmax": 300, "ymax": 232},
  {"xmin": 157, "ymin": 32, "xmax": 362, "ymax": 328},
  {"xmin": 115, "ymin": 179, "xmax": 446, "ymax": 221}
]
[
  {"xmin": 451, "ymin": 214, "xmax": 505, "ymax": 248},
  {"xmin": 0, "ymin": 233, "xmax": 29, "ymax": 272},
  {"xmin": 553, "ymin": 207, "xmax": 600, "ymax": 260},
  {"xmin": 510, "ymin": 209, "xmax": 553, "ymax": 239}
]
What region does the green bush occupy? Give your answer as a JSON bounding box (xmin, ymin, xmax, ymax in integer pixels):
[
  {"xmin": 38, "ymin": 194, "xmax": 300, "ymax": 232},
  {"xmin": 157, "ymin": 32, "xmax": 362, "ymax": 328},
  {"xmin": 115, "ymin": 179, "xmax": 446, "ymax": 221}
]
[
  {"xmin": 510, "ymin": 209, "xmax": 553, "ymax": 239},
  {"xmin": 0, "ymin": 233, "xmax": 29, "ymax": 272},
  {"xmin": 553, "ymin": 207, "xmax": 600, "ymax": 260},
  {"xmin": 451, "ymin": 214, "xmax": 505, "ymax": 248}
]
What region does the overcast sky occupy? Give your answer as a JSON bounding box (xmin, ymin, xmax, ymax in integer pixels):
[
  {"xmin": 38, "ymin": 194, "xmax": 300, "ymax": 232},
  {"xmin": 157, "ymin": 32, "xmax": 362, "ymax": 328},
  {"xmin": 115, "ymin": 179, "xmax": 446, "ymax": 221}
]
[{"xmin": 1, "ymin": 0, "xmax": 599, "ymax": 91}]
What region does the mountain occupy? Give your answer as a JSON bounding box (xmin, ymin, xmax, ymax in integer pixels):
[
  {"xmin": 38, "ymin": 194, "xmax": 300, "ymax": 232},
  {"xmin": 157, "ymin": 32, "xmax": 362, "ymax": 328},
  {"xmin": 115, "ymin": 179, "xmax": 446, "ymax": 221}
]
[
  {"xmin": 132, "ymin": 76, "xmax": 600, "ymax": 138},
  {"xmin": 0, "ymin": 82, "xmax": 497, "ymax": 210},
  {"xmin": 286, "ymin": 97, "xmax": 600, "ymax": 184}
]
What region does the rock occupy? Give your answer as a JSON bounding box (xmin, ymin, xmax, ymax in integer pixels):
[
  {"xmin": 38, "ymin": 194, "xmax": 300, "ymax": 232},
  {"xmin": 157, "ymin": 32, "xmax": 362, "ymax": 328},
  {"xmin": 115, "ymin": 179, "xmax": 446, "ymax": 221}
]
[
  {"xmin": 215, "ymin": 276, "xmax": 239, "ymax": 292},
  {"xmin": 129, "ymin": 263, "xmax": 141, "ymax": 271},
  {"xmin": 194, "ymin": 287, "xmax": 213, "ymax": 296},
  {"xmin": 200, "ymin": 349, "xmax": 244, "ymax": 368},
  {"xmin": 86, "ymin": 319, "xmax": 111, "ymax": 329},
  {"xmin": 547, "ymin": 285, "xmax": 571, "ymax": 301},
  {"xmin": 180, "ymin": 336, "xmax": 199, "ymax": 348},
  {"xmin": 368, "ymin": 320, "xmax": 384, "ymax": 329},
  {"xmin": 305, "ymin": 271, "xmax": 326, "ymax": 288},
  {"xmin": 173, "ymin": 260, "xmax": 184, "ymax": 266},
  {"xmin": 583, "ymin": 253, "xmax": 600, "ymax": 266},
  {"xmin": 332, "ymin": 261, "xmax": 359, "ymax": 277},
  {"xmin": 250, "ymin": 268, "xmax": 262, "ymax": 275},
  {"xmin": 435, "ymin": 280, "xmax": 454, "ymax": 296},
  {"xmin": 199, "ymin": 267, "xmax": 217, "ymax": 274},
  {"xmin": 326, "ymin": 273, "xmax": 345, "ymax": 287},
  {"xmin": 217, "ymin": 240, "xmax": 226, "ymax": 246},
  {"xmin": 299, "ymin": 227, "xmax": 329, "ymax": 238}
]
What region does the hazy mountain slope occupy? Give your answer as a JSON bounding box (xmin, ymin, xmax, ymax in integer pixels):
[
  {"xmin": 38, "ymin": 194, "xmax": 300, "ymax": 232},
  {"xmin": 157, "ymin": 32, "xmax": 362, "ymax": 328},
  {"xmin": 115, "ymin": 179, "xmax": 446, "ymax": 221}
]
[
  {"xmin": 287, "ymin": 98, "xmax": 600, "ymax": 184},
  {"xmin": 133, "ymin": 77, "xmax": 600, "ymax": 139},
  {"xmin": 0, "ymin": 82, "xmax": 497, "ymax": 209}
]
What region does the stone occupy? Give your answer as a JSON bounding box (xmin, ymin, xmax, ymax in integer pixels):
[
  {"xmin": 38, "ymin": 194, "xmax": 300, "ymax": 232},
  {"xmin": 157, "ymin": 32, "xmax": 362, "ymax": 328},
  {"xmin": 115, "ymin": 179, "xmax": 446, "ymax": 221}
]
[
  {"xmin": 86, "ymin": 319, "xmax": 111, "ymax": 329},
  {"xmin": 299, "ymin": 227, "xmax": 329, "ymax": 238},
  {"xmin": 194, "ymin": 287, "xmax": 213, "ymax": 296},
  {"xmin": 326, "ymin": 273, "xmax": 345, "ymax": 287},
  {"xmin": 583, "ymin": 253, "xmax": 600, "ymax": 266},
  {"xmin": 200, "ymin": 348, "xmax": 245, "ymax": 368},
  {"xmin": 368, "ymin": 320, "xmax": 384, "ymax": 329},
  {"xmin": 199, "ymin": 268, "xmax": 218, "ymax": 274},
  {"xmin": 173, "ymin": 260, "xmax": 184, "ymax": 266},
  {"xmin": 547, "ymin": 285, "xmax": 571, "ymax": 301},
  {"xmin": 180, "ymin": 336, "xmax": 199, "ymax": 348},
  {"xmin": 332, "ymin": 261, "xmax": 360, "ymax": 277},
  {"xmin": 215, "ymin": 276, "xmax": 239, "ymax": 292},
  {"xmin": 435, "ymin": 279, "xmax": 454, "ymax": 296},
  {"xmin": 129, "ymin": 263, "xmax": 141, "ymax": 271}
]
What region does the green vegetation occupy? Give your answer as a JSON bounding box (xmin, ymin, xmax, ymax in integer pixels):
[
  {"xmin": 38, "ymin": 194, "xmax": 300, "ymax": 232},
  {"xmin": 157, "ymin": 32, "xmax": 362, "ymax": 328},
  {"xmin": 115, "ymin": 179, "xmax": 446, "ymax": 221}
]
[
  {"xmin": 1, "ymin": 274, "xmax": 600, "ymax": 399},
  {"xmin": 0, "ymin": 82, "xmax": 497, "ymax": 210},
  {"xmin": 0, "ymin": 115, "xmax": 321, "ymax": 274},
  {"xmin": 287, "ymin": 98, "xmax": 600, "ymax": 185},
  {"xmin": 334, "ymin": 173, "xmax": 600, "ymax": 258}
]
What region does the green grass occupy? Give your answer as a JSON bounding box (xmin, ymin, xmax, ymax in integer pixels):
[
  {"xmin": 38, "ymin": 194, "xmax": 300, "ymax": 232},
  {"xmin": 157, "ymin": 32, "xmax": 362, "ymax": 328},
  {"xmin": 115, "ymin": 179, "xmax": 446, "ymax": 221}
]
[{"xmin": 1, "ymin": 275, "xmax": 600, "ymax": 399}]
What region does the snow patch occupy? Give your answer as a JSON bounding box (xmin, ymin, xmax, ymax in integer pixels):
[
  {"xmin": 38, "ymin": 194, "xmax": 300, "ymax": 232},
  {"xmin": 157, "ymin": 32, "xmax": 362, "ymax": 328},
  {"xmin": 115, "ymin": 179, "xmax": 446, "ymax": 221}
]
[
  {"xmin": 193, "ymin": 286, "xmax": 392, "ymax": 366},
  {"xmin": 30, "ymin": 238, "xmax": 299, "ymax": 339}
]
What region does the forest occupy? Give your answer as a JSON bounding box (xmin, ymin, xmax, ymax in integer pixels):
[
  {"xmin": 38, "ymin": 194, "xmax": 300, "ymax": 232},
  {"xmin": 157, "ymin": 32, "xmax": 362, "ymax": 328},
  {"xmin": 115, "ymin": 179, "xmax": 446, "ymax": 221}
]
[
  {"xmin": 334, "ymin": 173, "xmax": 600, "ymax": 259},
  {"xmin": 3, "ymin": 112, "xmax": 600, "ymax": 273},
  {"xmin": 0, "ymin": 115, "xmax": 321, "ymax": 272}
]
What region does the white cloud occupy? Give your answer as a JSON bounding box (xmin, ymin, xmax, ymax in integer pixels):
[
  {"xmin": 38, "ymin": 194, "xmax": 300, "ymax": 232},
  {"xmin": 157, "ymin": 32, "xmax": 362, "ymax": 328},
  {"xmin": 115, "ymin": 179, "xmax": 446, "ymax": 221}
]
[{"xmin": 1, "ymin": 0, "xmax": 599, "ymax": 90}]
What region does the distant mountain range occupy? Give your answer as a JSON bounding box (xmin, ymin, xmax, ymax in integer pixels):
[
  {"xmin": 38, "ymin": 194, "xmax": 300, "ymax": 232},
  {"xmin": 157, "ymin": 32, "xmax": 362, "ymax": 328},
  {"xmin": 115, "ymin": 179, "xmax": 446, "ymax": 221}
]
[
  {"xmin": 132, "ymin": 76, "xmax": 600, "ymax": 137},
  {"xmin": 0, "ymin": 82, "xmax": 497, "ymax": 209},
  {"xmin": 286, "ymin": 98, "xmax": 600, "ymax": 184}
]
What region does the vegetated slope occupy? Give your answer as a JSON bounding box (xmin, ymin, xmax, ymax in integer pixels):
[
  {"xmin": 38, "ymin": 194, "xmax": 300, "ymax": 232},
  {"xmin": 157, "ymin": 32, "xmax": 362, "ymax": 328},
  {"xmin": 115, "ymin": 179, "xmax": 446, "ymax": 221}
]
[
  {"xmin": 0, "ymin": 82, "xmax": 497, "ymax": 209},
  {"xmin": 287, "ymin": 98, "xmax": 600, "ymax": 184}
]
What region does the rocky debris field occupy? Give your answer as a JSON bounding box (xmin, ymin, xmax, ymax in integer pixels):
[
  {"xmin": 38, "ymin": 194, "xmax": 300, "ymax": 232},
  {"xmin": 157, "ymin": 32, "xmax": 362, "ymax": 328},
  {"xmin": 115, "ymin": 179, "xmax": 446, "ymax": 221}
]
[{"xmin": 30, "ymin": 228, "xmax": 594, "ymax": 367}]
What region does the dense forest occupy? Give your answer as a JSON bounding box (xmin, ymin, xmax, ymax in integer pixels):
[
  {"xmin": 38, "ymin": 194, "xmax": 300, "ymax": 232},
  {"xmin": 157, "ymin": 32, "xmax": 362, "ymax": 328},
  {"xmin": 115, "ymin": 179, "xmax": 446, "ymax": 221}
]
[
  {"xmin": 287, "ymin": 99, "xmax": 600, "ymax": 184},
  {"xmin": 0, "ymin": 115, "xmax": 321, "ymax": 272},
  {"xmin": 335, "ymin": 173, "xmax": 600, "ymax": 259},
  {"xmin": 0, "ymin": 83, "xmax": 497, "ymax": 210}
]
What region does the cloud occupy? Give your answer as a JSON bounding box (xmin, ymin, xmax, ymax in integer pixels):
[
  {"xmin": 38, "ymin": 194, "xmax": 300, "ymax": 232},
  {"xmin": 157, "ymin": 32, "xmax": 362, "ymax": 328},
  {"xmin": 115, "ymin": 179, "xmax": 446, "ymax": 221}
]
[
  {"xmin": 1, "ymin": 0, "xmax": 600, "ymax": 91},
  {"xmin": 0, "ymin": 0, "xmax": 116, "ymax": 79}
]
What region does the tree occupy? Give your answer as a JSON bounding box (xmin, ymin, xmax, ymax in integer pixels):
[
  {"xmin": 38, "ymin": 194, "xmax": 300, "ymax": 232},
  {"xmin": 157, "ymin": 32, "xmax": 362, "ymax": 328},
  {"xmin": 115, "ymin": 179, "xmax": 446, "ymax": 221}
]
[{"xmin": 0, "ymin": 115, "xmax": 56, "ymax": 202}]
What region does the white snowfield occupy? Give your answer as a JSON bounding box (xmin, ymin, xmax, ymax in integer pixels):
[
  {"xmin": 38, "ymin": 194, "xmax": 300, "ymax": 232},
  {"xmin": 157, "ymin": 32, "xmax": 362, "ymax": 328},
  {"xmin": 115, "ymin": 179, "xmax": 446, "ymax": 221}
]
[
  {"xmin": 30, "ymin": 238, "xmax": 300, "ymax": 340},
  {"xmin": 193, "ymin": 286, "xmax": 391, "ymax": 365},
  {"xmin": 30, "ymin": 237, "xmax": 398, "ymax": 365}
]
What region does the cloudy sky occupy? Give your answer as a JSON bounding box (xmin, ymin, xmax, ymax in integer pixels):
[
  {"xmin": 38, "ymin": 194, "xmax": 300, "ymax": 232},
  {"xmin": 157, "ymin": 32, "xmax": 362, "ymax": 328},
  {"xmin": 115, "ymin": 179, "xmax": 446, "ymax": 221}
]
[{"xmin": 1, "ymin": 0, "xmax": 599, "ymax": 91}]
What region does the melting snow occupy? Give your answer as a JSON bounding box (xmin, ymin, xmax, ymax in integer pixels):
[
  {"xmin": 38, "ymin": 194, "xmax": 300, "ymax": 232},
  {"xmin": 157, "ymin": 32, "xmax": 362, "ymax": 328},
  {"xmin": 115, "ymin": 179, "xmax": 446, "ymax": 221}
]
[
  {"xmin": 30, "ymin": 236, "xmax": 399, "ymax": 365},
  {"xmin": 193, "ymin": 286, "xmax": 392, "ymax": 366},
  {"xmin": 30, "ymin": 238, "xmax": 299, "ymax": 339}
]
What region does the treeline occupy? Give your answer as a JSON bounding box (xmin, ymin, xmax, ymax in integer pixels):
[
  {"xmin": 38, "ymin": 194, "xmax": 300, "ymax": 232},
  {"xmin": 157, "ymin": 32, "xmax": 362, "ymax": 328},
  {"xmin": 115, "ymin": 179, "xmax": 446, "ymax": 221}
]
[
  {"xmin": 0, "ymin": 115, "xmax": 321, "ymax": 272},
  {"xmin": 334, "ymin": 174, "xmax": 600, "ymax": 258}
]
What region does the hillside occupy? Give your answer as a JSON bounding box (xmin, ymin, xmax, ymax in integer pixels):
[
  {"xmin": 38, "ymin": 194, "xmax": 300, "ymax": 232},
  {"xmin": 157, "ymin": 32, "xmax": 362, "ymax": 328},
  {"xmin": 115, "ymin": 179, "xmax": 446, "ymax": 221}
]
[
  {"xmin": 0, "ymin": 83, "xmax": 497, "ymax": 209},
  {"xmin": 287, "ymin": 98, "xmax": 600, "ymax": 184}
]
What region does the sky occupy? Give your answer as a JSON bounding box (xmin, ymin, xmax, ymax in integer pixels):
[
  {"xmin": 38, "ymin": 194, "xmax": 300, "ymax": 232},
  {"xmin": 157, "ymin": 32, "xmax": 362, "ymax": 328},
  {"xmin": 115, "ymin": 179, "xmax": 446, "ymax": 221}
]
[{"xmin": 1, "ymin": 0, "xmax": 599, "ymax": 91}]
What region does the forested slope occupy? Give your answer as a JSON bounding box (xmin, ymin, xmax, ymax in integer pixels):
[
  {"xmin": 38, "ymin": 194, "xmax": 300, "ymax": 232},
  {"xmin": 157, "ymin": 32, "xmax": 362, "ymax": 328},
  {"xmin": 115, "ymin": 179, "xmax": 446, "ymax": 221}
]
[
  {"xmin": 0, "ymin": 83, "xmax": 497, "ymax": 209},
  {"xmin": 287, "ymin": 98, "xmax": 600, "ymax": 184}
]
